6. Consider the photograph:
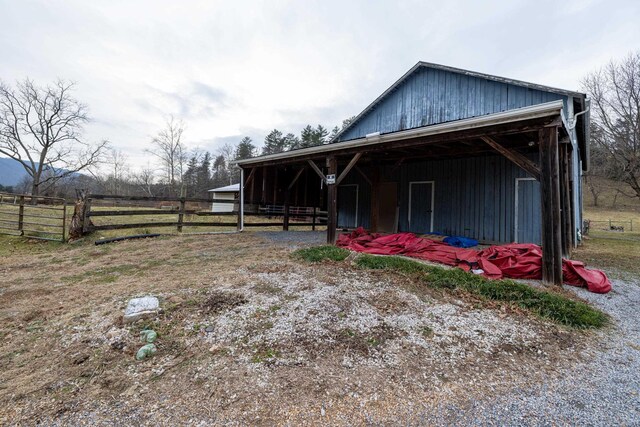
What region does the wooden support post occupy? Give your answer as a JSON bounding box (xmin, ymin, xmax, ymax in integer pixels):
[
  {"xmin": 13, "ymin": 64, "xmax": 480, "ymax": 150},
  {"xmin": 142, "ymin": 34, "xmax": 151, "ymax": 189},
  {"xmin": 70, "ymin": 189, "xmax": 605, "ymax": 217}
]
[
  {"xmin": 370, "ymin": 164, "xmax": 380, "ymax": 232},
  {"xmin": 18, "ymin": 195, "xmax": 24, "ymax": 236},
  {"xmin": 283, "ymin": 190, "xmax": 290, "ymax": 231},
  {"xmin": 539, "ymin": 126, "xmax": 563, "ymax": 285},
  {"xmin": 312, "ymin": 207, "xmax": 316, "ymax": 231},
  {"xmin": 272, "ymin": 168, "xmax": 278, "ymax": 204},
  {"xmin": 261, "ymin": 167, "xmax": 267, "ymax": 204},
  {"xmin": 326, "ymin": 156, "xmax": 337, "ymax": 244},
  {"xmin": 177, "ymin": 198, "xmax": 186, "ymax": 232}
]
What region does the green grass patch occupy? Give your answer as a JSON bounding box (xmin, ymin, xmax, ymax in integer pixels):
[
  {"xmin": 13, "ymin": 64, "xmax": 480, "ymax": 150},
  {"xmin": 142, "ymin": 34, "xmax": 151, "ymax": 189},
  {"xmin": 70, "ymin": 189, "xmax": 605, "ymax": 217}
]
[
  {"xmin": 292, "ymin": 245, "xmax": 350, "ymax": 262},
  {"xmin": 354, "ymin": 254, "xmax": 607, "ymax": 329}
]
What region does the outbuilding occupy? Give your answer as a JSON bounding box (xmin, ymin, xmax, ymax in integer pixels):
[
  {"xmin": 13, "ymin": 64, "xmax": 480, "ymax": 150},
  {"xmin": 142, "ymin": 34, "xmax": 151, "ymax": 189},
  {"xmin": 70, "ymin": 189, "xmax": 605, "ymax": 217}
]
[
  {"xmin": 233, "ymin": 62, "xmax": 590, "ymax": 285},
  {"xmin": 208, "ymin": 183, "xmax": 239, "ymax": 213}
]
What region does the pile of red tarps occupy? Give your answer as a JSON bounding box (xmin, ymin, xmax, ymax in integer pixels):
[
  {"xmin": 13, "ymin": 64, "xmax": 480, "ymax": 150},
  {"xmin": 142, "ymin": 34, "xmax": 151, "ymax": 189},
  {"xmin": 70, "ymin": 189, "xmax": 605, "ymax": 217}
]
[{"xmin": 337, "ymin": 228, "xmax": 611, "ymax": 294}]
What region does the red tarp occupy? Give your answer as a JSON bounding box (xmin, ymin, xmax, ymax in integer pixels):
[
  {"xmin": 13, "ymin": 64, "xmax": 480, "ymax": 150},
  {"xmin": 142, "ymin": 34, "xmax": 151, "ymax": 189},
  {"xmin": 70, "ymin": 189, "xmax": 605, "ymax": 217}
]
[{"xmin": 337, "ymin": 228, "xmax": 611, "ymax": 294}]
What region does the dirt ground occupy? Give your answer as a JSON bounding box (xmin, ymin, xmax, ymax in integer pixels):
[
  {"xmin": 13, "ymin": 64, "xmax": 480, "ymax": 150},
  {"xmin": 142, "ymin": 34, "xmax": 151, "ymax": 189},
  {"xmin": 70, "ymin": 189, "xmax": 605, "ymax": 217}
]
[{"xmin": 0, "ymin": 232, "xmax": 602, "ymax": 425}]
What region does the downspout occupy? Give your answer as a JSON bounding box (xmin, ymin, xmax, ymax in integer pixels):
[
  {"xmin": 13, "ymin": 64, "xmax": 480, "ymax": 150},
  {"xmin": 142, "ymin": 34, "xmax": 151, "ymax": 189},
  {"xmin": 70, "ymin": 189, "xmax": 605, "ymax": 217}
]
[{"xmin": 239, "ymin": 166, "xmax": 244, "ymax": 232}]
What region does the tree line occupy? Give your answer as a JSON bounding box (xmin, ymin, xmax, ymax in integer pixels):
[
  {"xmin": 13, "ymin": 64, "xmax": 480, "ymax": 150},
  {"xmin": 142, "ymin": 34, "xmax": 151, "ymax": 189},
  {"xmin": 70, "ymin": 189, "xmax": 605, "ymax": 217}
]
[
  {"xmin": 0, "ymin": 77, "xmax": 352, "ymax": 199},
  {"xmin": 2, "ymin": 52, "xmax": 639, "ymax": 204}
]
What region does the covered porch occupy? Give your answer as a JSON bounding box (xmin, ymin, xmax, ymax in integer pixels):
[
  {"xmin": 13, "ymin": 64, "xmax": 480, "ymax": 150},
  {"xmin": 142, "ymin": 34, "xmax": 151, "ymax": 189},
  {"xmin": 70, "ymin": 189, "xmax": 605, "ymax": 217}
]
[{"xmin": 236, "ymin": 101, "xmax": 576, "ymax": 285}]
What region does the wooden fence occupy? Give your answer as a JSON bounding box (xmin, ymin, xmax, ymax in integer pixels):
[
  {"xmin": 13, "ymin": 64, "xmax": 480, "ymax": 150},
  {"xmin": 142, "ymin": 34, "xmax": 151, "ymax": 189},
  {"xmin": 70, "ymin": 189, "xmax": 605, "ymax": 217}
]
[
  {"xmin": 85, "ymin": 194, "xmax": 326, "ymax": 234},
  {"xmin": 584, "ymin": 219, "xmax": 633, "ymax": 234},
  {"xmin": 0, "ymin": 192, "xmax": 67, "ymax": 242}
]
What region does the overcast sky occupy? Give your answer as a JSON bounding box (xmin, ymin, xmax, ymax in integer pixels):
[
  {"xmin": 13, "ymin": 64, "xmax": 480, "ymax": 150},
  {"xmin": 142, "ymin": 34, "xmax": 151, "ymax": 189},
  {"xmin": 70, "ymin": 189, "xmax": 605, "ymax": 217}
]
[{"xmin": 1, "ymin": 0, "xmax": 639, "ymax": 170}]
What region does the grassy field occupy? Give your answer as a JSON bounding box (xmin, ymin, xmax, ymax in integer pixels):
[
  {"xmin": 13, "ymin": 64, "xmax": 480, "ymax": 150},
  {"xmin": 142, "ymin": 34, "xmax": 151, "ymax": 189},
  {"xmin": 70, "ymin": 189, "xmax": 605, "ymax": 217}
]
[{"xmin": 576, "ymin": 206, "xmax": 640, "ymax": 280}]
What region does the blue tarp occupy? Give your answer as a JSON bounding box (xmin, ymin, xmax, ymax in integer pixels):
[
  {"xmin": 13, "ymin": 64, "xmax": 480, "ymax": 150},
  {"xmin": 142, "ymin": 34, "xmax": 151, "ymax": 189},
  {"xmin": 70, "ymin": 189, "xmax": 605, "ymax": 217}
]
[{"xmin": 443, "ymin": 236, "xmax": 479, "ymax": 248}]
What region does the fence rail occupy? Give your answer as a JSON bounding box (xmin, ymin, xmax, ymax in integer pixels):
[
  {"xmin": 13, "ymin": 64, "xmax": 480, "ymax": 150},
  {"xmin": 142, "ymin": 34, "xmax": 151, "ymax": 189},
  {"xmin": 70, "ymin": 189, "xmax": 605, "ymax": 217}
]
[
  {"xmin": 584, "ymin": 219, "xmax": 633, "ymax": 234},
  {"xmin": 85, "ymin": 194, "xmax": 327, "ymax": 235},
  {"xmin": 0, "ymin": 192, "xmax": 67, "ymax": 242}
]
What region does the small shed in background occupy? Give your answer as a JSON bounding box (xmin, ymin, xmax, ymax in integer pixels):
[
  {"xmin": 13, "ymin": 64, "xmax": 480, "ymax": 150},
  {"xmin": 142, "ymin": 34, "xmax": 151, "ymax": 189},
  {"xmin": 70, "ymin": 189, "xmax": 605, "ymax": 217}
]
[{"xmin": 208, "ymin": 184, "xmax": 239, "ymax": 213}]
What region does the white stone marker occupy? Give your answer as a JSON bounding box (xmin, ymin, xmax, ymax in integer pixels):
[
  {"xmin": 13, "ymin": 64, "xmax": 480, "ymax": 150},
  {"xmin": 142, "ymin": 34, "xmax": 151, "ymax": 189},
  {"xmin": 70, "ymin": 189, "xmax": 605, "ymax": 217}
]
[{"xmin": 124, "ymin": 296, "xmax": 160, "ymax": 323}]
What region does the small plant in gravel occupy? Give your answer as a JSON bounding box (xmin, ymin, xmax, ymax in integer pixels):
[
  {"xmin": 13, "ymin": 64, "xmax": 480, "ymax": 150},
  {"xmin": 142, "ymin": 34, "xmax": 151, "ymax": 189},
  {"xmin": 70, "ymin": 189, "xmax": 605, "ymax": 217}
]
[
  {"xmin": 251, "ymin": 346, "xmax": 279, "ymax": 363},
  {"xmin": 292, "ymin": 245, "xmax": 350, "ymax": 262},
  {"xmin": 353, "ymin": 254, "xmax": 608, "ymax": 329}
]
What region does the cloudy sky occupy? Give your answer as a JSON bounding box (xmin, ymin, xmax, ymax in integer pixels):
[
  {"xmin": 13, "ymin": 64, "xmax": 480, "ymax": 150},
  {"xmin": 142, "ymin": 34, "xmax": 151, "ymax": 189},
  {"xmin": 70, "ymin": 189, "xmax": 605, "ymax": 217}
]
[{"xmin": 1, "ymin": 0, "xmax": 639, "ymax": 170}]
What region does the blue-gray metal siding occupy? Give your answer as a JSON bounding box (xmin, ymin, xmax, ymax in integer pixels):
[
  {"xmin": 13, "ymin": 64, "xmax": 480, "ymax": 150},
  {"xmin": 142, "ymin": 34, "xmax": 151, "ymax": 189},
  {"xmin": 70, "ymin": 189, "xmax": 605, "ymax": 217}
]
[
  {"xmin": 337, "ymin": 154, "xmax": 542, "ymax": 244},
  {"xmin": 338, "ymin": 67, "xmax": 565, "ymax": 142}
]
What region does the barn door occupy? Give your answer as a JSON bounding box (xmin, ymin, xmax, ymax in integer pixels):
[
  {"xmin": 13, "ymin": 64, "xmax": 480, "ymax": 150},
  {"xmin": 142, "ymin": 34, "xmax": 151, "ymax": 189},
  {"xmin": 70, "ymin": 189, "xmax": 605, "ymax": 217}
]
[
  {"xmin": 408, "ymin": 181, "xmax": 434, "ymax": 233},
  {"xmin": 337, "ymin": 184, "xmax": 358, "ymax": 228},
  {"xmin": 515, "ymin": 178, "xmax": 541, "ymax": 244}
]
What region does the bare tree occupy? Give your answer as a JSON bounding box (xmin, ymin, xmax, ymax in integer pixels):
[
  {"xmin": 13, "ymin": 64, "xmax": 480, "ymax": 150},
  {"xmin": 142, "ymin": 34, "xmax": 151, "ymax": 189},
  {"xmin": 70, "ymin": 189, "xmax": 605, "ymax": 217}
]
[
  {"xmin": 147, "ymin": 116, "xmax": 187, "ymax": 196},
  {"xmin": 0, "ymin": 79, "xmax": 108, "ymax": 197},
  {"xmin": 133, "ymin": 167, "xmax": 155, "ymax": 197},
  {"xmin": 106, "ymin": 148, "xmax": 129, "ymax": 195},
  {"xmin": 582, "ymin": 52, "xmax": 640, "ymax": 199},
  {"xmin": 217, "ymin": 143, "xmax": 235, "ymax": 185}
]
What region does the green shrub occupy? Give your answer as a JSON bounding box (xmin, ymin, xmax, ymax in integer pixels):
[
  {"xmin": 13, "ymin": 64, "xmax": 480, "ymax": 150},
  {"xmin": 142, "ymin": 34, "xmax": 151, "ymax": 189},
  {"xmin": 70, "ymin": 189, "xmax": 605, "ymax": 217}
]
[{"xmin": 292, "ymin": 245, "xmax": 350, "ymax": 262}]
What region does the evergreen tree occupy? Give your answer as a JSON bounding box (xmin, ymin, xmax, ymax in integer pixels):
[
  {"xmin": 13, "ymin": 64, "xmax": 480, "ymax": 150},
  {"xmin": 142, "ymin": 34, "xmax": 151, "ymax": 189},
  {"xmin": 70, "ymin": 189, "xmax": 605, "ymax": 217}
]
[
  {"xmin": 196, "ymin": 152, "xmax": 212, "ymax": 195},
  {"xmin": 211, "ymin": 154, "xmax": 229, "ymax": 188},
  {"xmin": 235, "ymin": 136, "xmax": 256, "ymax": 160},
  {"xmin": 299, "ymin": 125, "xmax": 328, "ymax": 148},
  {"xmin": 283, "ymin": 133, "xmax": 300, "ymax": 151},
  {"xmin": 262, "ymin": 129, "xmax": 286, "ymax": 155},
  {"xmin": 183, "ymin": 155, "xmax": 199, "ymax": 197}
]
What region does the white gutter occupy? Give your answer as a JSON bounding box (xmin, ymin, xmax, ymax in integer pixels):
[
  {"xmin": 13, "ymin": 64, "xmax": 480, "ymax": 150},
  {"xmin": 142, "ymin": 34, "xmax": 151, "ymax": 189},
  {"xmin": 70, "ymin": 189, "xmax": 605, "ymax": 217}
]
[{"xmin": 233, "ymin": 100, "xmax": 564, "ymax": 166}]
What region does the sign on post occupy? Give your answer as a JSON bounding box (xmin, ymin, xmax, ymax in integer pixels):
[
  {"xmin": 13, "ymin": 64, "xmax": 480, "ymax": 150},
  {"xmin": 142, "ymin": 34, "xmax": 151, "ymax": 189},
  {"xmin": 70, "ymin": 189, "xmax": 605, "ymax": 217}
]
[{"xmin": 326, "ymin": 174, "xmax": 336, "ymax": 184}]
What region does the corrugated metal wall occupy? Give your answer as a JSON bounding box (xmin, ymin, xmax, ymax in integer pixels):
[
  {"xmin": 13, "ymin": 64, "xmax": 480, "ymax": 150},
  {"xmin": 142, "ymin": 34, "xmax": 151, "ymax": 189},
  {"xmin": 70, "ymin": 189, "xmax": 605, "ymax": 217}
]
[
  {"xmin": 338, "ymin": 67, "xmax": 565, "ymax": 142},
  {"xmin": 338, "ymin": 153, "xmax": 542, "ymax": 244}
]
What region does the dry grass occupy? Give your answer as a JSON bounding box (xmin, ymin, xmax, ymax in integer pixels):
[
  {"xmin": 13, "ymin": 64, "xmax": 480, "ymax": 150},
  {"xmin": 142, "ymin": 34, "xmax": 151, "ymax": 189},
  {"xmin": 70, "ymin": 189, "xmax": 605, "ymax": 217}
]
[
  {"xmin": 0, "ymin": 231, "xmax": 601, "ymax": 425},
  {"xmin": 578, "ymin": 207, "xmax": 640, "ymax": 280}
]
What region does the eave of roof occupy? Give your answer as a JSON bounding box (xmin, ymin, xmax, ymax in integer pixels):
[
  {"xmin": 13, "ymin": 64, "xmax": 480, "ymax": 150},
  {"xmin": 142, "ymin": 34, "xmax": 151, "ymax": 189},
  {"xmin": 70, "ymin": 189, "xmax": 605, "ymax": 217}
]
[
  {"xmin": 233, "ymin": 100, "xmax": 564, "ymax": 167},
  {"xmin": 331, "ymin": 61, "xmax": 586, "ymax": 144},
  {"xmin": 208, "ymin": 183, "xmax": 240, "ymax": 192}
]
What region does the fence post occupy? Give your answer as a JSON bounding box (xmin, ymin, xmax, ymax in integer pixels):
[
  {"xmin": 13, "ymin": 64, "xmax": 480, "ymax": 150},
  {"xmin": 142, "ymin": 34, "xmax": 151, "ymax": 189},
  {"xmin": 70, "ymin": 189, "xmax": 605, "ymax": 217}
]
[
  {"xmin": 609, "ymin": 219, "xmax": 612, "ymax": 229},
  {"xmin": 18, "ymin": 195, "xmax": 24, "ymax": 235},
  {"xmin": 312, "ymin": 207, "xmax": 316, "ymax": 231},
  {"xmin": 61, "ymin": 201, "xmax": 67, "ymax": 242},
  {"xmin": 82, "ymin": 197, "xmax": 92, "ymax": 234},
  {"xmin": 177, "ymin": 199, "xmax": 185, "ymax": 232}
]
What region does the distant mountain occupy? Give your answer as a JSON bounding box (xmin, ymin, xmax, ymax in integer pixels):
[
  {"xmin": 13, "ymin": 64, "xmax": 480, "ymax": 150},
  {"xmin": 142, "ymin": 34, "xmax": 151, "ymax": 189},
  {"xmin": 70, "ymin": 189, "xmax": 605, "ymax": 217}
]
[{"xmin": 0, "ymin": 157, "xmax": 29, "ymax": 186}]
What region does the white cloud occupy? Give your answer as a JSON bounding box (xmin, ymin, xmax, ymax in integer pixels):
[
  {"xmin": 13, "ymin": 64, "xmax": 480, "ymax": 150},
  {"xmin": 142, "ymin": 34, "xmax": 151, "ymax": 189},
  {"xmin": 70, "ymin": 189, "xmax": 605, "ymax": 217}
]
[{"xmin": 1, "ymin": 0, "xmax": 639, "ymax": 170}]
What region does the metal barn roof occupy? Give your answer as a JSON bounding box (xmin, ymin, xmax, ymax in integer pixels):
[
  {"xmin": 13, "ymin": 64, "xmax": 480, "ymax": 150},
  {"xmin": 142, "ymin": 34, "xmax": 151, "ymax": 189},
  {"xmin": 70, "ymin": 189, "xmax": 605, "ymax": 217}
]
[{"xmin": 208, "ymin": 183, "xmax": 240, "ymax": 192}]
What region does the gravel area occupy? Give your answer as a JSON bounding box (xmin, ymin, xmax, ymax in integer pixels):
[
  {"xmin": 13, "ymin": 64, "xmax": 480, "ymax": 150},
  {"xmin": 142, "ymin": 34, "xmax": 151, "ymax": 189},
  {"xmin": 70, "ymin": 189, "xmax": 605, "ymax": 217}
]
[
  {"xmin": 408, "ymin": 277, "xmax": 640, "ymax": 426},
  {"xmin": 253, "ymin": 230, "xmax": 326, "ymax": 248}
]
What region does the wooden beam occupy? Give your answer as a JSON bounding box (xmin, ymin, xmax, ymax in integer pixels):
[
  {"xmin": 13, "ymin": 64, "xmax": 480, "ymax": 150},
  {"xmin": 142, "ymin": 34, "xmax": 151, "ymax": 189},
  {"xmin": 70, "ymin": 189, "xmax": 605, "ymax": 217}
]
[
  {"xmin": 326, "ymin": 156, "xmax": 337, "ymax": 244},
  {"xmin": 307, "ymin": 160, "xmax": 325, "ymax": 182},
  {"xmin": 481, "ymin": 136, "xmax": 541, "ymax": 180},
  {"xmin": 244, "ymin": 167, "xmax": 256, "ymax": 187},
  {"xmin": 288, "ymin": 167, "xmax": 306, "ymax": 190},
  {"xmin": 239, "ymin": 115, "xmax": 560, "ymax": 168},
  {"xmin": 354, "ymin": 165, "xmax": 372, "ymax": 186},
  {"xmin": 391, "ymin": 158, "xmax": 405, "ymax": 172},
  {"xmin": 336, "ymin": 152, "xmax": 362, "ymax": 185}
]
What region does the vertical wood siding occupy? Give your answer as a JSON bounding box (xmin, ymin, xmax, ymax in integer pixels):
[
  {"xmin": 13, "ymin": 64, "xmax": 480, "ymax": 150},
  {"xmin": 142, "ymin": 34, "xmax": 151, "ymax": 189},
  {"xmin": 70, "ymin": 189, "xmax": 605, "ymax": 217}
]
[
  {"xmin": 338, "ymin": 67, "xmax": 565, "ymax": 142},
  {"xmin": 337, "ymin": 154, "xmax": 542, "ymax": 244}
]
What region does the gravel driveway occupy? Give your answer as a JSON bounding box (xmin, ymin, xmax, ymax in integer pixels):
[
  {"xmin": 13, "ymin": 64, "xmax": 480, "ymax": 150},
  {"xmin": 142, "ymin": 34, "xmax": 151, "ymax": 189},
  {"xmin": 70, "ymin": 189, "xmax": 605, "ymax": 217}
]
[
  {"xmin": 406, "ymin": 277, "xmax": 640, "ymax": 426},
  {"xmin": 259, "ymin": 231, "xmax": 640, "ymax": 425}
]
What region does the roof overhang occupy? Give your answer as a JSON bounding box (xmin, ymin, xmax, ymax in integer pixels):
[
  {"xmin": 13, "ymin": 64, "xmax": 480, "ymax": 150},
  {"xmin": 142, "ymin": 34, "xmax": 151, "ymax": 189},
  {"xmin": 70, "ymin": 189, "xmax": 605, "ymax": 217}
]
[{"xmin": 234, "ymin": 100, "xmax": 565, "ymax": 167}]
